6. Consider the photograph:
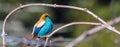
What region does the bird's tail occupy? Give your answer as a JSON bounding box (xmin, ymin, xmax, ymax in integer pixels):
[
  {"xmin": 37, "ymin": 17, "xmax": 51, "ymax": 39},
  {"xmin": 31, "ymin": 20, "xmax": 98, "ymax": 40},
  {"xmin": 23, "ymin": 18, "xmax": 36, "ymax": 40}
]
[{"xmin": 32, "ymin": 35, "xmax": 38, "ymax": 39}]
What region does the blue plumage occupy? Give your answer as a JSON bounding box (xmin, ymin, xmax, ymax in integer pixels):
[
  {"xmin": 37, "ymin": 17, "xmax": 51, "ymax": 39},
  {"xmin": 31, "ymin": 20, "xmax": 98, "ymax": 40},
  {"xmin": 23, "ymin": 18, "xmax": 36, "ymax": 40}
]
[
  {"xmin": 34, "ymin": 27, "xmax": 41, "ymax": 36},
  {"xmin": 32, "ymin": 13, "xmax": 53, "ymax": 39},
  {"xmin": 38, "ymin": 17, "xmax": 53, "ymax": 37}
]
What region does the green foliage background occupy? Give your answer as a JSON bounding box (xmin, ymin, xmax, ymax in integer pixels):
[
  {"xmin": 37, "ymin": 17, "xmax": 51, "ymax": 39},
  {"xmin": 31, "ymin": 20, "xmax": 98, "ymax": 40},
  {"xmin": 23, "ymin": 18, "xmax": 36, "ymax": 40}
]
[{"xmin": 0, "ymin": 0, "xmax": 120, "ymax": 47}]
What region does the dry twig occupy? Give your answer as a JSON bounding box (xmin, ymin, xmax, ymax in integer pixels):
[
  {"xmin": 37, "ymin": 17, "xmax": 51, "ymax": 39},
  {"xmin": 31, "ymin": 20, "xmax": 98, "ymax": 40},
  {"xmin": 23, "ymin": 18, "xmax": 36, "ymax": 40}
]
[
  {"xmin": 66, "ymin": 16, "xmax": 120, "ymax": 47},
  {"xmin": 44, "ymin": 22, "xmax": 102, "ymax": 47}
]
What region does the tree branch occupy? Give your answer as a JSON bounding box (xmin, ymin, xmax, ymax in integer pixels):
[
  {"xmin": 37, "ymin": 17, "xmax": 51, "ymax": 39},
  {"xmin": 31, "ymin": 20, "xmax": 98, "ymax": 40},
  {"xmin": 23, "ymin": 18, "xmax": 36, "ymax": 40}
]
[
  {"xmin": 44, "ymin": 22, "xmax": 102, "ymax": 47},
  {"xmin": 66, "ymin": 16, "xmax": 120, "ymax": 47},
  {"xmin": 2, "ymin": 3, "xmax": 120, "ymax": 47},
  {"xmin": 48, "ymin": 22, "xmax": 102, "ymax": 37}
]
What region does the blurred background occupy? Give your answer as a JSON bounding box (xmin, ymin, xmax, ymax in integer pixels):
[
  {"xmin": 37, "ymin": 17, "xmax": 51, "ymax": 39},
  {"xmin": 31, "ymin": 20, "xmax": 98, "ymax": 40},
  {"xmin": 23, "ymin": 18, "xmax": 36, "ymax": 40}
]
[{"xmin": 0, "ymin": 0, "xmax": 120, "ymax": 47}]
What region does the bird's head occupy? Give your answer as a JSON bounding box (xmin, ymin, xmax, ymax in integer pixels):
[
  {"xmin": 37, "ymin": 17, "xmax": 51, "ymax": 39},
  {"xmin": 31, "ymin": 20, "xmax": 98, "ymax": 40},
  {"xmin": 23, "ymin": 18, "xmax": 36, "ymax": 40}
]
[{"xmin": 40, "ymin": 13, "xmax": 49, "ymax": 20}]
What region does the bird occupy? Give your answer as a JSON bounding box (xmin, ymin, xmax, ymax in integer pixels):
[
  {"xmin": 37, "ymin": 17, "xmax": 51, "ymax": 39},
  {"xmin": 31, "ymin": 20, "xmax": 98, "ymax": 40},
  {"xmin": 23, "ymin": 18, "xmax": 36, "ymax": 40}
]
[{"xmin": 32, "ymin": 13, "xmax": 53, "ymax": 39}]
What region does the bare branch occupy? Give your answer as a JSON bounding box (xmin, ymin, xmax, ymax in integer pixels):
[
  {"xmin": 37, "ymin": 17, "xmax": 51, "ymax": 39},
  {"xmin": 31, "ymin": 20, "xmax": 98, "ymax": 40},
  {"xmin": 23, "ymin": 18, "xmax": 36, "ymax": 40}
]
[
  {"xmin": 2, "ymin": 3, "xmax": 120, "ymax": 47},
  {"xmin": 66, "ymin": 16, "xmax": 120, "ymax": 47},
  {"xmin": 43, "ymin": 22, "xmax": 102, "ymax": 47},
  {"xmin": 44, "ymin": 37, "xmax": 49, "ymax": 47},
  {"xmin": 48, "ymin": 22, "xmax": 102, "ymax": 37}
]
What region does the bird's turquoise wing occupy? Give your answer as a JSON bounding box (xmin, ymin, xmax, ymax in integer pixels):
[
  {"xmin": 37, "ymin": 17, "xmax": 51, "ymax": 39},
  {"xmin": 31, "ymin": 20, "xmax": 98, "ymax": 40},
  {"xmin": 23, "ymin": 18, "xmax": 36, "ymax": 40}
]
[{"xmin": 38, "ymin": 17, "xmax": 53, "ymax": 37}]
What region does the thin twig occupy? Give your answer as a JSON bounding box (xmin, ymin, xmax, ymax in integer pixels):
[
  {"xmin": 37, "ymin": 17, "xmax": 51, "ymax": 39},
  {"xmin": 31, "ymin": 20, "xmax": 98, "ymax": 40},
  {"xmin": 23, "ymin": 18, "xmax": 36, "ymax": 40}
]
[
  {"xmin": 65, "ymin": 16, "xmax": 120, "ymax": 47},
  {"xmin": 1, "ymin": 32, "xmax": 6, "ymax": 47},
  {"xmin": 44, "ymin": 37, "xmax": 49, "ymax": 47},
  {"xmin": 43, "ymin": 22, "xmax": 102, "ymax": 47},
  {"xmin": 48, "ymin": 22, "xmax": 102, "ymax": 37}
]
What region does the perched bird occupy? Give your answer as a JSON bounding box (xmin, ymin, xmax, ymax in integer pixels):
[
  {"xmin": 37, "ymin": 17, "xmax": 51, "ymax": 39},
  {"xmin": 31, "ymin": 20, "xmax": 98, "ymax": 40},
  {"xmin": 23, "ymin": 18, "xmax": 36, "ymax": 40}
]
[{"xmin": 32, "ymin": 13, "xmax": 53, "ymax": 39}]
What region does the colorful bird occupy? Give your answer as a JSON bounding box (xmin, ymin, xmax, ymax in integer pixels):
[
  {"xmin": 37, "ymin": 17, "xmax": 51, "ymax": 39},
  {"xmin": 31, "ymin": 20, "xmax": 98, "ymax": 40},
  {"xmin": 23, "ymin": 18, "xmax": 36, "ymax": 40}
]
[{"xmin": 32, "ymin": 13, "xmax": 53, "ymax": 39}]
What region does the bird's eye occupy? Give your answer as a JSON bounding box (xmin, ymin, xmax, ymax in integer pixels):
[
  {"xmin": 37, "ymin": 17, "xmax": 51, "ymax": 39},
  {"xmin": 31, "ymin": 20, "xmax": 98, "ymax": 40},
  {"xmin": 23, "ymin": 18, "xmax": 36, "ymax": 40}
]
[{"xmin": 45, "ymin": 15, "xmax": 48, "ymax": 17}]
